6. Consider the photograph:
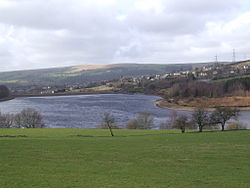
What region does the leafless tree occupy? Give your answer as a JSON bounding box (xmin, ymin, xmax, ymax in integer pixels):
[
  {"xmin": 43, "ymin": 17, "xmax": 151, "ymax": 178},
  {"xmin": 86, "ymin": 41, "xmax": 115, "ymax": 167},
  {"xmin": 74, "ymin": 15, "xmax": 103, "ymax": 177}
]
[
  {"xmin": 15, "ymin": 108, "xmax": 44, "ymax": 128},
  {"xmin": 160, "ymin": 111, "xmax": 179, "ymax": 129},
  {"xmin": 102, "ymin": 112, "xmax": 115, "ymax": 136},
  {"xmin": 0, "ymin": 113, "xmax": 15, "ymax": 128},
  {"xmin": 137, "ymin": 112, "xmax": 153, "ymax": 129},
  {"xmin": 210, "ymin": 107, "xmax": 239, "ymax": 131},
  {"xmin": 192, "ymin": 106, "xmax": 209, "ymax": 132},
  {"xmin": 173, "ymin": 114, "xmax": 191, "ymax": 133}
]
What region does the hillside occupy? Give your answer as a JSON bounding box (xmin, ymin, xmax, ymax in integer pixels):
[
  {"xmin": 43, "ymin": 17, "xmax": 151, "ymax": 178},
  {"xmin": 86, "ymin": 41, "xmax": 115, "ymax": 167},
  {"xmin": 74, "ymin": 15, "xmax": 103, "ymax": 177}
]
[{"xmin": 0, "ymin": 63, "xmax": 194, "ymax": 87}]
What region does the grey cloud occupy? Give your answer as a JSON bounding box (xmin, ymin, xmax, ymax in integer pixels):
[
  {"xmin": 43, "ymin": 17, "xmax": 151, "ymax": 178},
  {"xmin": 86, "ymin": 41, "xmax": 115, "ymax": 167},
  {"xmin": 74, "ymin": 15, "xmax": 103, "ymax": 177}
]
[{"xmin": 0, "ymin": 0, "xmax": 249, "ymax": 71}]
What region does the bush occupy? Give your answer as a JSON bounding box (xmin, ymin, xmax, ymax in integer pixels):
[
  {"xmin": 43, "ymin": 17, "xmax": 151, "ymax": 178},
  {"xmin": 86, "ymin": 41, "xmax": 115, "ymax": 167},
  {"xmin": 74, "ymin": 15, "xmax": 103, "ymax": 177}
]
[
  {"xmin": 126, "ymin": 119, "xmax": 139, "ymax": 129},
  {"xmin": 126, "ymin": 112, "xmax": 154, "ymax": 129},
  {"xmin": 226, "ymin": 121, "xmax": 247, "ymax": 130}
]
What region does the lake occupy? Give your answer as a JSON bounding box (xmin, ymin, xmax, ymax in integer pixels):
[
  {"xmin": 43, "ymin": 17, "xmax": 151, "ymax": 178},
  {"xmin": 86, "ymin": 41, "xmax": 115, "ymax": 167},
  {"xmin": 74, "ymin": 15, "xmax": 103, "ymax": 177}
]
[{"xmin": 0, "ymin": 94, "xmax": 249, "ymax": 129}]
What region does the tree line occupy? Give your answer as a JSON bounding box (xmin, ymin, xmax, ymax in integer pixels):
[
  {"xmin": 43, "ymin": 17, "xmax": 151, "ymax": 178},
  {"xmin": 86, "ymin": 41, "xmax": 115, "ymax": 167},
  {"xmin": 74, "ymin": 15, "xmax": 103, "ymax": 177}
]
[
  {"xmin": 0, "ymin": 106, "xmax": 245, "ymax": 136},
  {"xmin": 160, "ymin": 106, "xmax": 242, "ymax": 133},
  {"xmin": 0, "ymin": 108, "xmax": 44, "ymax": 128},
  {"xmin": 100, "ymin": 106, "xmax": 244, "ymax": 136},
  {"xmin": 166, "ymin": 77, "xmax": 250, "ymax": 98}
]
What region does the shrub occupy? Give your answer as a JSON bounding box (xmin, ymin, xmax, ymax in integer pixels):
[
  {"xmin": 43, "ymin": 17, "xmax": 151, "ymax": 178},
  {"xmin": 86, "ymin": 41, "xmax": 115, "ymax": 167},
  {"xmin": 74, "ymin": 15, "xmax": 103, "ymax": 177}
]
[
  {"xmin": 126, "ymin": 119, "xmax": 139, "ymax": 129},
  {"xmin": 126, "ymin": 112, "xmax": 154, "ymax": 129},
  {"xmin": 226, "ymin": 121, "xmax": 247, "ymax": 130}
]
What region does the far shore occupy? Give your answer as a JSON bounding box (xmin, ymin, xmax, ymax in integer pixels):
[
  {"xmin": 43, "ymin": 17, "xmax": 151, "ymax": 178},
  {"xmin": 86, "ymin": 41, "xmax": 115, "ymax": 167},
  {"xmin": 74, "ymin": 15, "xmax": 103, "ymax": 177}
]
[
  {"xmin": 13, "ymin": 91, "xmax": 118, "ymax": 98},
  {"xmin": 5, "ymin": 90, "xmax": 153, "ymax": 100},
  {"xmin": 0, "ymin": 91, "xmax": 117, "ymax": 102}
]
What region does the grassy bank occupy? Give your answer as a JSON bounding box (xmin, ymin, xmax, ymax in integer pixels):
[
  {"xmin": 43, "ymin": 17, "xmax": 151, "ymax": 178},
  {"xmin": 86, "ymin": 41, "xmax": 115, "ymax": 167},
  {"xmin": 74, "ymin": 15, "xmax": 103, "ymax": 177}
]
[{"xmin": 0, "ymin": 129, "xmax": 250, "ymax": 188}]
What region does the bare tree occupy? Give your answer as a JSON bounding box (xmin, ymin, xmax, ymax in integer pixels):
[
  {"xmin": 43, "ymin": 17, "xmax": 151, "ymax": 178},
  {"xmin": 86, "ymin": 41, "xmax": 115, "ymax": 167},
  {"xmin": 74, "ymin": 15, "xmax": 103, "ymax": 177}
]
[
  {"xmin": 137, "ymin": 112, "xmax": 154, "ymax": 129},
  {"xmin": 102, "ymin": 112, "xmax": 115, "ymax": 136},
  {"xmin": 226, "ymin": 121, "xmax": 246, "ymax": 130},
  {"xmin": 160, "ymin": 111, "xmax": 178, "ymax": 129},
  {"xmin": 211, "ymin": 107, "xmax": 239, "ymax": 131},
  {"xmin": 15, "ymin": 108, "xmax": 44, "ymax": 128},
  {"xmin": 168, "ymin": 111, "xmax": 178, "ymax": 129},
  {"xmin": 192, "ymin": 106, "xmax": 209, "ymax": 132},
  {"xmin": 173, "ymin": 115, "xmax": 190, "ymax": 133},
  {"xmin": 0, "ymin": 113, "xmax": 15, "ymax": 128}
]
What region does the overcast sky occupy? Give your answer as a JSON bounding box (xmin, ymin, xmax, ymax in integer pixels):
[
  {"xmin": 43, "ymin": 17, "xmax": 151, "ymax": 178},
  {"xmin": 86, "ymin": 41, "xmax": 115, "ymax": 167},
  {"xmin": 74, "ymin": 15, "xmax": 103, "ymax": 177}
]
[{"xmin": 0, "ymin": 0, "xmax": 250, "ymax": 71}]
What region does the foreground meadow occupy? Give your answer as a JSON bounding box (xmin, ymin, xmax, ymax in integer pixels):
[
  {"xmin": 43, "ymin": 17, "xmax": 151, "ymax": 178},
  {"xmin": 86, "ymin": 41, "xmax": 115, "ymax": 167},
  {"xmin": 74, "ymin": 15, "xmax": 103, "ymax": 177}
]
[{"xmin": 0, "ymin": 129, "xmax": 249, "ymax": 188}]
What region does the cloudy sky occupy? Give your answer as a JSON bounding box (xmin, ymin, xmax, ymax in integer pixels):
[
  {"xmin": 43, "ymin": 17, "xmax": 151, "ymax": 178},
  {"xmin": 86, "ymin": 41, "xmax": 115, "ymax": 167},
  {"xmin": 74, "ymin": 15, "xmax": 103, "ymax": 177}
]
[{"xmin": 0, "ymin": 0, "xmax": 250, "ymax": 71}]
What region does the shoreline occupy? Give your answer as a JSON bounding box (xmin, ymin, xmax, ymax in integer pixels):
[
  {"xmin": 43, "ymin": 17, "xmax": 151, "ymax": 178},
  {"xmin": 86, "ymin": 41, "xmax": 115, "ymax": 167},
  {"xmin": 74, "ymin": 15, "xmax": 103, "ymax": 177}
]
[
  {"xmin": 155, "ymin": 98, "xmax": 250, "ymax": 111},
  {"xmin": 9, "ymin": 91, "xmax": 156, "ymax": 99},
  {"xmin": 0, "ymin": 96, "xmax": 15, "ymax": 102}
]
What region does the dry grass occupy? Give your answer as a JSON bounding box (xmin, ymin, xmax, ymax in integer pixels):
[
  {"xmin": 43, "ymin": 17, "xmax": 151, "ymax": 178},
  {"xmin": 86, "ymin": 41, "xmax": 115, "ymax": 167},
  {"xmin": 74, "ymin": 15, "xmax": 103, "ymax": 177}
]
[
  {"xmin": 86, "ymin": 85, "xmax": 114, "ymax": 91},
  {"xmin": 156, "ymin": 96, "xmax": 250, "ymax": 111},
  {"xmin": 185, "ymin": 96, "xmax": 250, "ymax": 108},
  {"xmin": 69, "ymin": 64, "xmax": 110, "ymax": 73}
]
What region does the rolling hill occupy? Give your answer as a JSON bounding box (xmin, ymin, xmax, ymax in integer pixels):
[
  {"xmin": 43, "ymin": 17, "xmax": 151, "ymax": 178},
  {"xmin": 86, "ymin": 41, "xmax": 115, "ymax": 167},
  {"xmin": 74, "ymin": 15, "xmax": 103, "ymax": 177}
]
[{"xmin": 0, "ymin": 63, "xmax": 194, "ymax": 87}]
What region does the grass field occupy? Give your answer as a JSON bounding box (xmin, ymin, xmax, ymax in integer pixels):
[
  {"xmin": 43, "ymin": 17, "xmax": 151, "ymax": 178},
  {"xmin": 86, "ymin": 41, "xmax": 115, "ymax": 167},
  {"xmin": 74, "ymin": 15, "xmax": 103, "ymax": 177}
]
[{"xmin": 0, "ymin": 129, "xmax": 250, "ymax": 188}]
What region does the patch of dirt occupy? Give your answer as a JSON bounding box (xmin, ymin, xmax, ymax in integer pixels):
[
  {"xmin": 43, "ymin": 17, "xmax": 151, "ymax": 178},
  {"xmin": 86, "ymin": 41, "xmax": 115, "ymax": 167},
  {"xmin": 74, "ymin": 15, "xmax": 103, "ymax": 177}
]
[{"xmin": 0, "ymin": 135, "xmax": 27, "ymax": 138}]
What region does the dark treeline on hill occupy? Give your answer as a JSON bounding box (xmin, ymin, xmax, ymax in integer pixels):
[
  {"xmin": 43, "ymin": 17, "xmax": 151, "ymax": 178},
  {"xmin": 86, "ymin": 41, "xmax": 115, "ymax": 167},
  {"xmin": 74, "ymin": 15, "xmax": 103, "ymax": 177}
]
[
  {"xmin": 167, "ymin": 81, "xmax": 224, "ymax": 98},
  {"xmin": 174, "ymin": 78, "xmax": 250, "ymax": 98},
  {"xmin": 223, "ymin": 77, "xmax": 250, "ymax": 94},
  {"xmin": 130, "ymin": 77, "xmax": 250, "ymax": 98},
  {"xmin": 0, "ymin": 85, "xmax": 10, "ymax": 99}
]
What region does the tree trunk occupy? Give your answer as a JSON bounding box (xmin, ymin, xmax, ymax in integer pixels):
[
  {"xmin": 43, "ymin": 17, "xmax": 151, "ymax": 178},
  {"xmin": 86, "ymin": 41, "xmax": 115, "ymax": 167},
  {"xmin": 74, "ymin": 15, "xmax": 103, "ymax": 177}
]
[
  {"xmin": 199, "ymin": 125, "xmax": 202, "ymax": 132},
  {"xmin": 108, "ymin": 125, "xmax": 114, "ymax": 136},
  {"xmin": 181, "ymin": 128, "xmax": 185, "ymax": 133},
  {"xmin": 222, "ymin": 123, "xmax": 225, "ymax": 131}
]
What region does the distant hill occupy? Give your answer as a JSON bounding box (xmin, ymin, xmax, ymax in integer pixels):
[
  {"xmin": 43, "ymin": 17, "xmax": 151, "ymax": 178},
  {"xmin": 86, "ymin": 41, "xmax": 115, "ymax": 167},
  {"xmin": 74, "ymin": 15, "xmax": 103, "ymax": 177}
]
[{"xmin": 0, "ymin": 63, "xmax": 195, "ymax": 87}]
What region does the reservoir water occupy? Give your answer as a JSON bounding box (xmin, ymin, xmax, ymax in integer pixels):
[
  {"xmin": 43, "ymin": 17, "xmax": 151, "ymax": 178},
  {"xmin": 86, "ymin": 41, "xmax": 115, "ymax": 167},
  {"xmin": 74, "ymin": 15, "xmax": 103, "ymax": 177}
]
[{"xmin": 0, "ymin": 94, "xmax": 249, "ymax": 129}]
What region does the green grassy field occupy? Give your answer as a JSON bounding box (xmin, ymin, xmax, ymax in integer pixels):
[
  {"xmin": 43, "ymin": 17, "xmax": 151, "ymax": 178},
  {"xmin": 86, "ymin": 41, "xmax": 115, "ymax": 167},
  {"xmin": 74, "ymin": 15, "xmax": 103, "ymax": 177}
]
[{"xmin": 0, "ymin": 129, "xmax": 249, "ymax": 188}]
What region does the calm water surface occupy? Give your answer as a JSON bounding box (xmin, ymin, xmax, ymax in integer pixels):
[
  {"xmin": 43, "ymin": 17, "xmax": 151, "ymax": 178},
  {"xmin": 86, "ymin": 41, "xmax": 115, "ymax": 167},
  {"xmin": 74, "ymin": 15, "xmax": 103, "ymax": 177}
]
[{"xmin": 0, "ymin": 94, "xmax": 249, "ymax": 129}]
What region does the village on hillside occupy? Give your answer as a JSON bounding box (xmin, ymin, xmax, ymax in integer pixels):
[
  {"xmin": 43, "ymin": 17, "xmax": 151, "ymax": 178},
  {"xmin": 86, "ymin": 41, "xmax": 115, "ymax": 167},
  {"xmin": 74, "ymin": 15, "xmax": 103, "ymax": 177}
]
[{"xmin": 10, "ymin": 60, "xmax": 250, "ymax": 96}]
